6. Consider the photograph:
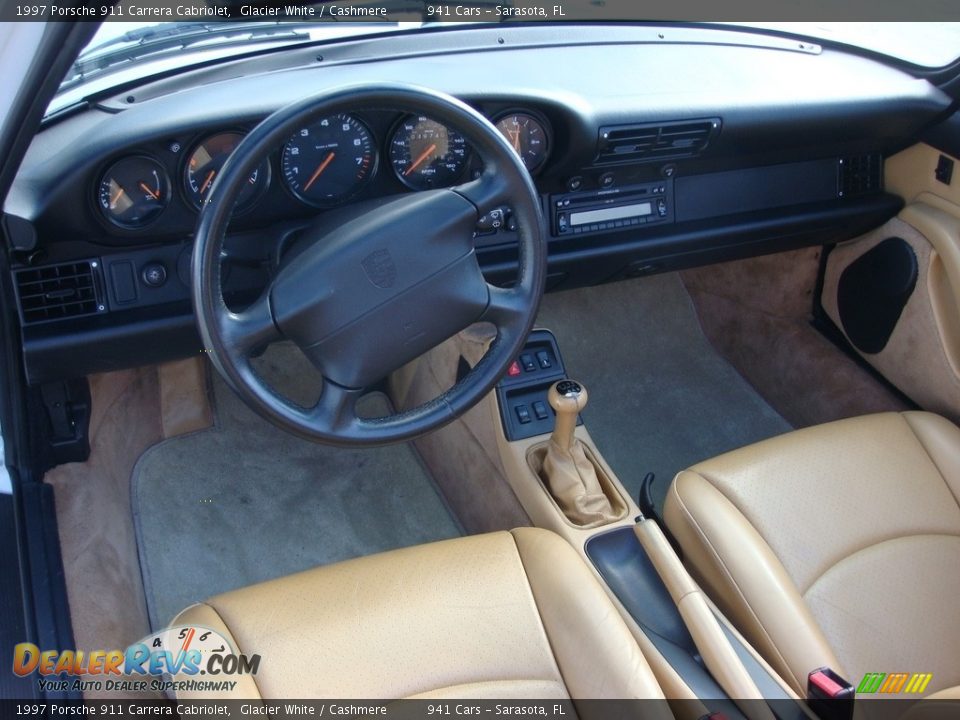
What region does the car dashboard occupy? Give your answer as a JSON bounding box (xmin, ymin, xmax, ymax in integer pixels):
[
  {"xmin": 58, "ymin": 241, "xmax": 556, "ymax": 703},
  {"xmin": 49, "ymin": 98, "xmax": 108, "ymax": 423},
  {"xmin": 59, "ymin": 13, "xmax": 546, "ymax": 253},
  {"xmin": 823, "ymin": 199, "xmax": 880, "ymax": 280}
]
[{"xmin": 4, "ymin": 24, "xmax": 950, "ymax": 383}]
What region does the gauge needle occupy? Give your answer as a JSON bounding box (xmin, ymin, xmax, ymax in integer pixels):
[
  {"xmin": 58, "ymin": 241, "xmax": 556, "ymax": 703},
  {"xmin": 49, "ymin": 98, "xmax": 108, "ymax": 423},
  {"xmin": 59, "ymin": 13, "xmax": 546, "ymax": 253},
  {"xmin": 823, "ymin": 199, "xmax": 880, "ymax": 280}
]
[
  {"xmin": 510, "ymin": 128, "xmax": 521, "ymax": 153},
  {"xmin": 404, "ymin": 143, "xmax": 437, "ymax": 176},
  {"xmin": 109, "ymin": 186, "xmax": 126, "ymax": 208},
  {"xmin": 180, "ymin": 627, "xmax": 195, "ymax": 654},
  {"xmin": 199, "ymin": 169, "xmax": 216, "ymax": 196},
  {"xmin": 303, "ymin": 152, "xmax": 336, "ymax": 192},
  {"xmin": 138, "ymin": 182, "xmax": 160, "ymax": 201}
]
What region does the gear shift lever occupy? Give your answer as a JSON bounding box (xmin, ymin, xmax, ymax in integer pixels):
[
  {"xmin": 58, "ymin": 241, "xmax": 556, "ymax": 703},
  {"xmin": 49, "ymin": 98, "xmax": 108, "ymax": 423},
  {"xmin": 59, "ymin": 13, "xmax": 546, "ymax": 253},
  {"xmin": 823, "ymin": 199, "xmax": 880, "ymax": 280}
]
[
  {"xmin": 539, "ymin": 379, "xmax": 618, "ymax": 525},
  {"xmin": 548, "ymin": 380, "xmax": 588, "ymax": 452}
]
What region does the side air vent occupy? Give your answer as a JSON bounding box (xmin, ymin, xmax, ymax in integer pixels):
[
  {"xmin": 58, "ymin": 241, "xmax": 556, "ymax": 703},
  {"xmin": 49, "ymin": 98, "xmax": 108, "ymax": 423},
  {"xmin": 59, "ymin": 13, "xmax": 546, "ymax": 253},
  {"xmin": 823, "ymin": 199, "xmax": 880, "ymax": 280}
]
[
  {"xmin": 596, "ymin": 118, "xmax": 721, "ymax": 165},
  {"xmin": 15, "ymin": 260, "xmax": 105, "ymax": 325},
  {"xmin": 839, "ymin": 154, "xmax": 882, "ymax": 199}
]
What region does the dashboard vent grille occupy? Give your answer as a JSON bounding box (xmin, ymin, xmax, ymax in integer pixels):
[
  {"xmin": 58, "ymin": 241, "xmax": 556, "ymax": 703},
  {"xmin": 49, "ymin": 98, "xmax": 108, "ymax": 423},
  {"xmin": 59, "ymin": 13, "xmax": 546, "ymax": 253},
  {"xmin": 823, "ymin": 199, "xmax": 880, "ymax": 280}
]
[
  {"xmin": 839, "ymin": 154, "xmax": 882, "ymax": 198},
  {"xmin": 15, "ymin": 260, "xmax": 105, "ymax": 325},
  {"xmin": 596, "ymin": 119, "xmax": 721, "ymax": 165}
]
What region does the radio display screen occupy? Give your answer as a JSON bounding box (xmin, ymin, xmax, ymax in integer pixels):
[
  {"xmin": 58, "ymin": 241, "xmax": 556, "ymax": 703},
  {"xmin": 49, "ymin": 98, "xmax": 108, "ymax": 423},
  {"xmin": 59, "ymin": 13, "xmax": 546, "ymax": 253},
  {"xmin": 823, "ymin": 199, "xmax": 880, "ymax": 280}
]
[{"xmin": 570, "ymin": 201, "xmax": 653, "ymax": 226}]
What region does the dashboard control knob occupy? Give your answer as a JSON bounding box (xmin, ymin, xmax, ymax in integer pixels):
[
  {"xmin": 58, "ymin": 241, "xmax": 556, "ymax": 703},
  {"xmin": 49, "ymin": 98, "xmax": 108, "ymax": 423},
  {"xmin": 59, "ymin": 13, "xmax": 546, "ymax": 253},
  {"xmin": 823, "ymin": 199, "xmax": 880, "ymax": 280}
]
[
  {"xmin": 566, "ymin": 176, "xmax": 584, "ymax": 192},
  {"xmin": 142, "ymin": 262, "xmax": 167, "ymax": 288},
  {"xmin": 599, "ymin": 172, "xmax": 615, "ymax": 188}
]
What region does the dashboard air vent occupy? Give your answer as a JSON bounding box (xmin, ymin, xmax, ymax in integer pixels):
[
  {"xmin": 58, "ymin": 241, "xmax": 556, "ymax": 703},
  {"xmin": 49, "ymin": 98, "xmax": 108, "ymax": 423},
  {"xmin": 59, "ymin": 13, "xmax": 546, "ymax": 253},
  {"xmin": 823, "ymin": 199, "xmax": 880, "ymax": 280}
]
[
  {"xmin": 15, "ymin": 260, "xmax": 105, "ymax": 325},
  {"xmin": 839, "ymin": 154, "xmax": 882, "ymax": 198},
  {"xmin": 596, "ymin": 118, "xmax": 720, "ymax": 165}
]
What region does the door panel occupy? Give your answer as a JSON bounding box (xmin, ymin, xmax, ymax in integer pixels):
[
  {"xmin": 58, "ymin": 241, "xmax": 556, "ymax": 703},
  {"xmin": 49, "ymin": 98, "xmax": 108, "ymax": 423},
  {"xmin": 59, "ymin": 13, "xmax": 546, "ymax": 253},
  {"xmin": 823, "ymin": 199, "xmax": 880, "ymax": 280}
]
[{"xmin": 821, "ymin": 144, "xmax": 960, "ymax": 423}]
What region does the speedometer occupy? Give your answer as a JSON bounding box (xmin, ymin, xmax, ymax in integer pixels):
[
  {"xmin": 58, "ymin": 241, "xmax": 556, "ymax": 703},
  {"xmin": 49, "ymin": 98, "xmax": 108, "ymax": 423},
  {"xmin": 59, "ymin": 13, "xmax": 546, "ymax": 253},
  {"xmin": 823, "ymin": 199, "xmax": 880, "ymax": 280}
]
[
  {"xmin": 281, "ymin": 114, "xmax": 376, "ymax": 206},
  {"xmin": 389, "ymin": 115, "xmax": 469, "ymax": 190}
]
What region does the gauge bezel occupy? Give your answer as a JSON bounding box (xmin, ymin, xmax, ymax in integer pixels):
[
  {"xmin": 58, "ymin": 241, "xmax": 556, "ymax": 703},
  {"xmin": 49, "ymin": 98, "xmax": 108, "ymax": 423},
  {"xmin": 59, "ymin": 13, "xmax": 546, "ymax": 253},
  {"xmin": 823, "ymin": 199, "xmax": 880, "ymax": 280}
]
[
  {"xmin": 492, "ymin": 108, "xmax": 552, "ymax": 175},
  {"xmin": 280, "ymin": 114, "xmax": 380, "ymax": 209},
  {"xmin": 388, "ymin": 114, "xmax": 472, "ymax": 191},
  {"xmin": 95, "ymin": 154, "xmax": 172, "ymax": 230},
  {"xmin": 181, "ymin": 130, "xmax": 272, "ymax": 215}
]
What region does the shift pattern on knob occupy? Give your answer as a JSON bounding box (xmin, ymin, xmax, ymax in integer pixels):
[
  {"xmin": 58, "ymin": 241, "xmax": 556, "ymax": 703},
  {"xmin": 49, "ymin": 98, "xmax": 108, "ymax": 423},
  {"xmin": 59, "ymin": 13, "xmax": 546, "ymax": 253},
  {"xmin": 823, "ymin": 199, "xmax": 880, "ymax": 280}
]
[{"xmin": 555, "ymin": 380, "xmax": 582, "ymax": 397}]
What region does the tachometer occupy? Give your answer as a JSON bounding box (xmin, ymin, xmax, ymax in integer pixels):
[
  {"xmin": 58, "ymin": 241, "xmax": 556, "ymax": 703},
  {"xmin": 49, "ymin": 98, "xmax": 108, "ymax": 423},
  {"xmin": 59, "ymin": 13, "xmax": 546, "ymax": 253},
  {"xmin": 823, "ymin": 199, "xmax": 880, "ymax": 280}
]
[
  {"xmin": 389, "ymin": 115, "xmax": 469, "ymax": 190},
  {"xmin": 281, "ymin": 114, "xmax": 376, "ymax": 206},
  {"xmin": 97, "ymin": 156, "xmax": 170, "ymax": 229},
  {"xmin": 495, "ymin": 112, "xmax": 549, "ymax": 172},
  {"xmin": 184, "ymin": 132, "xmax": 269, "ymax": 212}
]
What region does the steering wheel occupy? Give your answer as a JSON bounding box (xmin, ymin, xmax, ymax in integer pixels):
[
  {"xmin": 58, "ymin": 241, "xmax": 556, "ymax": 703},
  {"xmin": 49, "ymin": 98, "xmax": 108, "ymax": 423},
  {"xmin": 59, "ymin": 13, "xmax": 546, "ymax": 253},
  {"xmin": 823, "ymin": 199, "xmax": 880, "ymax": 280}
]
[{"xmin": 192, "ymin": 84, "xmax": 547, "ymax": 446}]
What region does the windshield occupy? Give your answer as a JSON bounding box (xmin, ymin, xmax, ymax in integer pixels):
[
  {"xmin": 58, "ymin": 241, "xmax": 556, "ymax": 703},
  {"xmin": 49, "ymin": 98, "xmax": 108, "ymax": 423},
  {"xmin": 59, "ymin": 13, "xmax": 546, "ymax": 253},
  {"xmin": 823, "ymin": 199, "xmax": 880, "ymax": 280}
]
[{"xmin": 727, "ymin": 22, "xmax": 960, "ymax": 69}]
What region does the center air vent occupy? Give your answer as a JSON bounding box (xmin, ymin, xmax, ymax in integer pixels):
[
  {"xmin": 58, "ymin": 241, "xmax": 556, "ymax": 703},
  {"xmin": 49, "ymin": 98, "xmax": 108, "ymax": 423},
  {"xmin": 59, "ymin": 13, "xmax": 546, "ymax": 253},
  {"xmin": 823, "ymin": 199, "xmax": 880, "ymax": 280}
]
[
  {"xmin": 596, "ymin": 118, "xmax": 721, "ymax": 165},
  {"xmin": 15, "ymin": 260, "xmax": 105, "ymax": 325}
]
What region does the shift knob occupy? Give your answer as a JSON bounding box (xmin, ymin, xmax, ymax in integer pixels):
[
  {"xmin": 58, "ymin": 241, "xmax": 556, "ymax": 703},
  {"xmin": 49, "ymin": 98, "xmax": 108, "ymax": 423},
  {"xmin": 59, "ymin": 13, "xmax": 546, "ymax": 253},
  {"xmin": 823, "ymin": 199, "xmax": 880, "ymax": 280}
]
[{"xmin": 548, "ymin": 379, "xmax": 587, "ymax": 452}]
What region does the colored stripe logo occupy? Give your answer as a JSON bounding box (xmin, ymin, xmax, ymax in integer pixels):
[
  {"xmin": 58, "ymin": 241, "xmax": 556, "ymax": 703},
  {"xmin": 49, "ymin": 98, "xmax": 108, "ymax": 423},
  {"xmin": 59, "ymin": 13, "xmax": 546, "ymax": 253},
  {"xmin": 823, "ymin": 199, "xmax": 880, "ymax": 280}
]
[{"xmin": 857, "ymin": 672, "xmax": 933, "ymax": 694}]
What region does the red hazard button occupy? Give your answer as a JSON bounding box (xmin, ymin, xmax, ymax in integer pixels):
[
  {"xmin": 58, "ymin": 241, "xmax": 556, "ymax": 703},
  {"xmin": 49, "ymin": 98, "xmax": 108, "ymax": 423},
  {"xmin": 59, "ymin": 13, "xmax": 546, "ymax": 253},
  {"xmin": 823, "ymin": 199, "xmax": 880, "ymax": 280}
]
[{"xmin": 507, "ymin": 361, "xmax": 522, "ymax": 377}]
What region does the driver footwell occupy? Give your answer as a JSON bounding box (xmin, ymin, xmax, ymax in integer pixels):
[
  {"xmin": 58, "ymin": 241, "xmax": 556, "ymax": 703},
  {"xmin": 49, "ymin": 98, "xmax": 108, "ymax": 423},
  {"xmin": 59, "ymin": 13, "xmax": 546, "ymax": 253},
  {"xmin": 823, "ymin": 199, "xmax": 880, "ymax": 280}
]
[{"xmin": 132, "ymin": 344, "xmax": 461, "ymax": 631}]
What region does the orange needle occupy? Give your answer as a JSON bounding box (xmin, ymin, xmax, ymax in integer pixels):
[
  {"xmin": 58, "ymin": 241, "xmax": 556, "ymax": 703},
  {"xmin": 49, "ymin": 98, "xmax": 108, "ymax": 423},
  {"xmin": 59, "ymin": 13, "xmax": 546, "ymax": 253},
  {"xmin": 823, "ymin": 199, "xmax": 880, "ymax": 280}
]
[
  {"xmin": 138, "ymin": 182, "xmax": 159, "ymax": 201},
  {"xmin": 109, "ymin": 186, "xmax": 125, "ymax": 207},
  {"xmin": 180, "ymin": 627, "xmax": 195, "ymax": 653},
  {"xmin": 404, "ymin": 143, "xmax": 437, "ymax": 176},
  {"xmin": 303, "ymin": 152, "xmax": 335, "ymax": 192},
  {"xmin": 199, "ymin": 170, "xmax": 216, "ymax": 196}
]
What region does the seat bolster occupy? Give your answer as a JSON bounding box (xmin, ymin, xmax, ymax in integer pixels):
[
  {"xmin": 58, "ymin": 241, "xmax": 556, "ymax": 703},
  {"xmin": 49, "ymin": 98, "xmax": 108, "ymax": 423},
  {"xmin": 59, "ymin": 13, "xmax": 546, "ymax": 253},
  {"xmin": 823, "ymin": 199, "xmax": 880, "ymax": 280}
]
[
  {"xmin": 510, "ymin": 528, "xmax": 667, "ymax": 705},
  {"xmin": 171, "ymin": 602, "xmax": 264, "ymax": 701},
  {"xmin": 664, "ymin": 471, "xmax": 843, "ymax": 696},
  {"xmin": 903, "ymin": 411, "xmax": 960, "ymax": 504}
]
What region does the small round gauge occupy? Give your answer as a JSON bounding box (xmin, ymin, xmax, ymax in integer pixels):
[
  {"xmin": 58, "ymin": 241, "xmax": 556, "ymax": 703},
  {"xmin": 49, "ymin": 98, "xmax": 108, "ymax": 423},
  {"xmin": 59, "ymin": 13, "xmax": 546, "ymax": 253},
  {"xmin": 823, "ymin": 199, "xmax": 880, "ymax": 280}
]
[
  {"xmin": 495, "ymin": 112, "xmax": 549, "ymax": 172},
  {"xmin": 389, "ymin": 115, "xmax": 470, "ymax": 190},
  {"xmin": 184, "ymin": 132, "xmax": 270, "ymax": 212},
  {"xmin": 97, "ymin": 156, "xmax": 170, "ymax": 228},
  {"xmin": 281, "ymin": 114, "xmax": 376, "ymax": 206}
]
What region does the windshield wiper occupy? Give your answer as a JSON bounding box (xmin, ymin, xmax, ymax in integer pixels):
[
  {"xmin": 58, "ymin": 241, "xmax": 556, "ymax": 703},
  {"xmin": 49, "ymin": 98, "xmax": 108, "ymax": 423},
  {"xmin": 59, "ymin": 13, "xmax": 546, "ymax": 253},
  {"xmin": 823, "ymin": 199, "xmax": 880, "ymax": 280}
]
[{"xmin": 61, "ymin": 22, "xmax": 312, "ymax": 91}]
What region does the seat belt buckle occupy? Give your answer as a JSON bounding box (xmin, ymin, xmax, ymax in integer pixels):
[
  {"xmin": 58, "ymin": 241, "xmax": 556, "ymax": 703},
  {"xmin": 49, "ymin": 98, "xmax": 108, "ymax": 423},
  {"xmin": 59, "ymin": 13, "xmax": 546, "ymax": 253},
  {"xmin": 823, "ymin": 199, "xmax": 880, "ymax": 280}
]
[{"xmin": 808, "ymin": 667, "xmax": 855, "ymax": 720}]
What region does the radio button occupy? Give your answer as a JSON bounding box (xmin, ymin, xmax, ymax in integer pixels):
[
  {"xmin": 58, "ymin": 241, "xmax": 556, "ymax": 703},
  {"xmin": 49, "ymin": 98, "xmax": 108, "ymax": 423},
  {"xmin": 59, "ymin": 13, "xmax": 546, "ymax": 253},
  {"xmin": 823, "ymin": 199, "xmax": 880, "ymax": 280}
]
[
  {"xmin": 599, "ymin": 172, "xmax": 615, "ymax": 188},
  {"xmin": 566, "ymin": 176, "xmax": 584, "ymax": 192}
]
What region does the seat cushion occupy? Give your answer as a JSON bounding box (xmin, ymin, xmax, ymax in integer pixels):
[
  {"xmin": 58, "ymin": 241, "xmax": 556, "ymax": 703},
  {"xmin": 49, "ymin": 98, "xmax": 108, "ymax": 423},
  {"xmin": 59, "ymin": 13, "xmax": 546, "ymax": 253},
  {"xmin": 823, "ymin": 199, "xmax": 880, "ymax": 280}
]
[
  {"xmin": 665, "ymin": 411, "xmax": 960, "ymax": 696},
  {"xmin": 172, "ymin": 528, "xmax": 665, "ymax": 701}
]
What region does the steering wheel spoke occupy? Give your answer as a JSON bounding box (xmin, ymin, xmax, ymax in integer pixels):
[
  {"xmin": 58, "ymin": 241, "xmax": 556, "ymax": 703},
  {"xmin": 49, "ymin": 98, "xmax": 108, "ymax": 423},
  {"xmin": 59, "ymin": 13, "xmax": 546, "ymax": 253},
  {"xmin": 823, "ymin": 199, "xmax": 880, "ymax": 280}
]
[
  {"xmin": 219, "ymin": 292, "xmax": 281, "ymax": 357},
  {"xmin": 482, "ymin": 283, "xmax": 529, "ymax": 327},
  {"xmin": 309, "ymin": 379, "xmax": 362, "ymax": 433},
  {"xmin": 453, "ymin": 171, "xmax": 511, "ymax": 216}
]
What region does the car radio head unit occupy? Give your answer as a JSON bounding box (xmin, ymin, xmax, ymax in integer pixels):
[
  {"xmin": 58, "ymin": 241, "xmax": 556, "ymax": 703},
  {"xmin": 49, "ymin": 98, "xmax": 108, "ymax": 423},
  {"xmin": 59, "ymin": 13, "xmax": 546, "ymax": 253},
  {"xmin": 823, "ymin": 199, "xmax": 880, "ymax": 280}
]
[{"xmin": 551, "ymin": 180, "xmax": 673, "ymax": 237}]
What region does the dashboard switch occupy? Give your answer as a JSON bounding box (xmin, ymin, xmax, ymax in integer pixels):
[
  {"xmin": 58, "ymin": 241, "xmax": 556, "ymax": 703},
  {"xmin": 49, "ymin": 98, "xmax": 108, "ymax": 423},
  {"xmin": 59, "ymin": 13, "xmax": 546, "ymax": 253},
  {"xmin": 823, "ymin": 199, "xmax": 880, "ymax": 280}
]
[
  {"xmin": 507, "ymin": 361, "xmax": 522, "ymax": 377},
  {"xmin": 519, "ymin": 353, "xmax": 537, "ymax": 372},
  {"xmin": 532, "ymin": 401, "xmax": 549, "ymax": 420},
  {"xmin": 515, "ymin": 405, "xmax": 532, "ymax": 424},
  {"xmin": 535, "ymin": 350, "xmax": 552, "ymax": 369},
  {"xmin": 141, "ymin": 263, "xmax": 167, "ymax": 288}
]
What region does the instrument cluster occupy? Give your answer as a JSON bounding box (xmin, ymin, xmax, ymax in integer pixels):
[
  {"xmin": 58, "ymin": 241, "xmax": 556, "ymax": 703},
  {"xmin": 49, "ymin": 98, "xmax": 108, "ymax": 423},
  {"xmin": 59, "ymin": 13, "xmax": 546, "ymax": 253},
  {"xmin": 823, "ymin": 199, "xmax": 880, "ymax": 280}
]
[{"xmin": 95, "ymin": 109, "xmax": 551, "ymax": 233}]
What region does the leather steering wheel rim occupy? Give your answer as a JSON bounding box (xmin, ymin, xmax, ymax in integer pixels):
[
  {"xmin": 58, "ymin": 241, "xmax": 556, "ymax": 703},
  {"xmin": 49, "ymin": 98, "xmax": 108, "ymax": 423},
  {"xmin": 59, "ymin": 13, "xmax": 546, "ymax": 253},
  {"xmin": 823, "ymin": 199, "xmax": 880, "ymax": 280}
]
[{"xmin": 192, "ymin": 83, "xmax": 547, "ymax": 446}]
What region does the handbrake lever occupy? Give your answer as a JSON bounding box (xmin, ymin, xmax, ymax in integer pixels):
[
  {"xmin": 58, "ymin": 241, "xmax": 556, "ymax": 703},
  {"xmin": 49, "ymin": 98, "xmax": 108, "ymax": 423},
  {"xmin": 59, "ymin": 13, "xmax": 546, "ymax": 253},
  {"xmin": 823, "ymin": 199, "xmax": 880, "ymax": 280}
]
[{"xmin": 633, "ymin": 517, "xmax": 776, "ymax": 720}]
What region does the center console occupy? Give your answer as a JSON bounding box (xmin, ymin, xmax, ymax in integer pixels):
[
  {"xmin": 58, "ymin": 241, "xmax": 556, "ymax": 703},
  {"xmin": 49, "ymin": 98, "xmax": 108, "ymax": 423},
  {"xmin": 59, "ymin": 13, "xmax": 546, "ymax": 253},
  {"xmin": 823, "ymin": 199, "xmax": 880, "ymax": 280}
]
[{"xmin": 487, "ymin": 331, "xmax": 809, "ymax": 719}]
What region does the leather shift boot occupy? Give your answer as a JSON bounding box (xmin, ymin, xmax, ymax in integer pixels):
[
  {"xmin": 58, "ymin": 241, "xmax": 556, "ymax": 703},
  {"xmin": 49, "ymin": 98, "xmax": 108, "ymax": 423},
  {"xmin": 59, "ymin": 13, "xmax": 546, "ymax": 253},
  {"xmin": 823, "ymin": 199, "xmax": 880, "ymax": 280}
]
[{"xmin": 540, "ymin": 437, "xmax": 618, "ymax": 524}]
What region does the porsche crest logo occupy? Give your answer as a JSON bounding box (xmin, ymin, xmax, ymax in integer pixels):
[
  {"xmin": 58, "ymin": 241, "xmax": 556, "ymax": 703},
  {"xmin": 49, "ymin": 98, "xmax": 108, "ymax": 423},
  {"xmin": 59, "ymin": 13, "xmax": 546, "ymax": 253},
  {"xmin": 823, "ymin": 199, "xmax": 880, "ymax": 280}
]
[{"xmin": 361, "ymin": 249, "xmax": 396, "ymax": 289}]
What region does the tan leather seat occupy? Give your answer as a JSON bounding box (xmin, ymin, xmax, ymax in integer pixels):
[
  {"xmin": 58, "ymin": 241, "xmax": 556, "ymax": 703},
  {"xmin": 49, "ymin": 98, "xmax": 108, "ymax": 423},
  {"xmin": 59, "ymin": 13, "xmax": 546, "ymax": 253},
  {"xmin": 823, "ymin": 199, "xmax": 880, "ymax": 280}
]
[
  {"xmin": 664, "ymin": 411, "xmax": 960, "ymax": 698},
  {"xmin": 172, "ymin": 527, "xmax": 667, "ymax": 702}
]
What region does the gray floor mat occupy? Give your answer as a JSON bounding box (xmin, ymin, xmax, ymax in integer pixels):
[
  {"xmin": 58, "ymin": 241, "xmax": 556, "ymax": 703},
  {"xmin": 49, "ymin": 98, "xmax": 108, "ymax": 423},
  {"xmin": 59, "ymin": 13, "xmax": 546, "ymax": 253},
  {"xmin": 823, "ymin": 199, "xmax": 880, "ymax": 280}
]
[
  {"xmin": 536, "ymin": 273, "xmax": 792, "ymax": 511},
  {"xmin": 133, "ymin": 346, "xmax": 460, "ymax": 630}
]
